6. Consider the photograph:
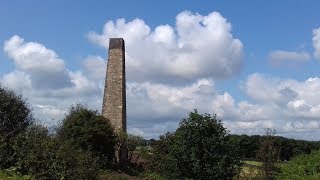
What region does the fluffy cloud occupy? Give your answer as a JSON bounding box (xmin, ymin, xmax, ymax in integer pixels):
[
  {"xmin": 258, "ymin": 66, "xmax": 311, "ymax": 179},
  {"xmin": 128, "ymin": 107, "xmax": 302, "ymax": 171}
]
[
  {"xmin": 4, "ymin": 35, "xmax": 71, "ymax": 89},
  {"xmin": 2, "ymin": 35, "xmax": 103, "ymax": 126},
  {"xmin": 313, "ymin": 27, "xmax": 320, "ymax": 59},
  {"xmin": 1, "ymin": 71, "xmax": 31, "ymax": 92},
  {"xmin": 83, "ymin": 56, "xmax": 107, "ymax": 80},
  {"xmin": 254, "ymin": 75, "xmax": 320, "ymax": 108},
  {"xmin": 127, "ymin": 79, "xmax": 216, "ymax": 118},
  {"xmin": 88, "ymin": 11, "xmax": 243, "ymax": 83},
  {"xmin": 238, "ymin": 74, "xmax": 320, "ymax": 134},
  {"xmin": 244, "ymin": 74, "xmax": 298, "ymax": 104},
  {"xmin": 4, "ymin": 36, "xmax": 65, "ymax": 73},
  {"xmin": 269, "ymin": 50, "xmax": 310, "ymax": 65},
  {"xmin": 125, "ymin": 79, "xmax": 218, "ymax": 138},
  {"xmin": 125, "ymin": 75, "xmax": 320, "ymax": 139}
]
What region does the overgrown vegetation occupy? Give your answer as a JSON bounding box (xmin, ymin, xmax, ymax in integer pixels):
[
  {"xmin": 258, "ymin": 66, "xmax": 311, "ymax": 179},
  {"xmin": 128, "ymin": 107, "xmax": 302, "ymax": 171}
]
[
  {"xmin": 257, "ymin": 129, "xmax": 279, "ymax": 179},
  {"xmin": 57, "ymin": 105, "xmax": 116, "ymax": 168},
  {"xmin": 229, "ymin": 133, "xmax": 320, "ymax": 161},
  {"xmin": 0, "ymin": 86, "xmax": 33, "ymax": 169},
  {"xmin": 14, "ymin": 124, "xmax": 100, "ymax": 179},
  {"xmin": 0, "ymin": 86, "xmax": 105, "ymax": 179},
  {"xmin": 277, "ymin": 149, "xmax": 320, "ymax": 179},
  {"xmin": 151, "ymin": 110, "xmax": 242, "ymax": 179},
  {"xmin": 1, "ymin": 84, "xmax": 320, "ymax": 179}
]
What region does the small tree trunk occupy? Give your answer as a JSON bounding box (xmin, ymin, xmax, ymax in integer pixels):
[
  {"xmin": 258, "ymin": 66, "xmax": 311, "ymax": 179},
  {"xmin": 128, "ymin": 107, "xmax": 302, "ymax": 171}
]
[{"xmin": 118, "ymin": 144, "xmax": 128, "ymax": 169}]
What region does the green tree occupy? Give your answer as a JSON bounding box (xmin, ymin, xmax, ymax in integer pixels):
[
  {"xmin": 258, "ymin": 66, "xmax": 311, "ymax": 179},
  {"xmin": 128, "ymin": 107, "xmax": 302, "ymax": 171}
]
[
  {"xmin": 57, "ymin": 105, "xmax": 116, "ymax": 167},
  {"xmin": 152, "ymin": 110, "xmax": 242, "ymax": 179},
  {"xmin": 257, "ymin": 128, "xmax": 279, "ymax": 180},
  {"xmin": 151, "ymin": 132, "xmax": 179, "ymax": 178},
  {"xmin": 0, "ymin": 86, "xmax": 33, "ymax": 169},
  {"xmin": 229, "ymin": 134, "xmax": 261, "ymax": 159}
]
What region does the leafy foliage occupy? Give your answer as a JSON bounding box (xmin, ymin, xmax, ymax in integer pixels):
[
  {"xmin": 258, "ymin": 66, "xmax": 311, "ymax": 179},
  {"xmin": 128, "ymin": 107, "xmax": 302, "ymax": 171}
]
[
  {"xmin": 0, "ymin": 169, "xmax": 33, "ymax": 180},
  {"xmin": 277, "ymin": 150, "xmax": 320, "ymax": 179},
  {"xmin": 0, "ymin": 86, "xmax": 33, "ymax": 139},
  {"xmin": 257, "ymin": 129, "xmax": 279, "ymax": 180},
  {"xmin": 229, "ymin": 134, "xmax": 261, "ymax": 159},
  {"xmin": 152, "ymin": 110, "xmax": 242, "ymax": 179},
  {"xmin": 0, "ymin": 86, "xmax": 33, "ymax": 169},
  {"xmin": 58, "ymin": 105, "xmax": 116, "ymax": 167},
  {"xmin": 13, "ymin": 124, "xmax": 100, "ymax": 179},
  {"xmin": 127, "ymin": 134, "xmax": 145, "ymax": 161},
  {"xmin": 151, "ymin": 132, "xmax": 179, "ymax": 178},
  {"xmin": 228, "ymin": 134, "xmax": 320, "ymax": 161}
]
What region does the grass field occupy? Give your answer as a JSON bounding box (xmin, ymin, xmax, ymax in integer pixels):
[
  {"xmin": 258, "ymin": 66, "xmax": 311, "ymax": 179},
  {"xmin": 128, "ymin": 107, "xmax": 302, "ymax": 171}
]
[
  {"xmin": 0, "ymin": 170, "xmax": 33, "ymax": 180},
  {"xmin": 244, "ymin": 161, "xmax": 262, "ymax": 166},
  {"xmin": 235, "ymin": 161, "xmax": 263, "ymax": 180}
]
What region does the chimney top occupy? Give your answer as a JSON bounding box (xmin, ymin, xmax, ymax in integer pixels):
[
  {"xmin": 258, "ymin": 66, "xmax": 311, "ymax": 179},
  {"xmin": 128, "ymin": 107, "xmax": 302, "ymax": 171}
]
[{"xmin": 109, "ymin": 38, "xmax": 125, "ymax": 50}]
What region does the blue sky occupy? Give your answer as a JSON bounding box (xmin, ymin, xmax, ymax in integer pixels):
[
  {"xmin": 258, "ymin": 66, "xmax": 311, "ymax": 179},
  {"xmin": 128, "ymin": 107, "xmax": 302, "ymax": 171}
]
[{"xmin": 1, "ymin": 1, "xmax": 320, "ymax": 140}]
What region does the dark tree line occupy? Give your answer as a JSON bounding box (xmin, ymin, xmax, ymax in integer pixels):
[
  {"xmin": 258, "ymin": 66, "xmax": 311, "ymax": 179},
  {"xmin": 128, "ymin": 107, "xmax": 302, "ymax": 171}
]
[{"xmin": 229, "ymin": 134, "xmax": 320, "ymax": 161}]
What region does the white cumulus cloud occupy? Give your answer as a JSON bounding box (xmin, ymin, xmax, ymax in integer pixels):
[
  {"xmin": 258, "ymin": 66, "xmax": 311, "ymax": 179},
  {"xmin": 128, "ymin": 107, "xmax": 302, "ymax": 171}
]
[
  {"xmin": 4, "ymin": 35, "xmax": 65, "ymax": 73},
  {"xmin": 1, "ymin": 71, "xmax": 32, "ymax": 92},
  {"xmin": 3, "ymin": 35, "xmax": 71, "ymax": 89},
  {"xmin": 243, "ymin": 73, "xmax": 320, "ymax": 122},
  {"xmin": 2, "ymin": 35, "xmax": 103, "ymax": 126},
  {"xmin": 88, "ymin": 11, "xmax": 243, "ymax": 83},
  {"xmin": 83, "ymin": 56, "xmax": 107, "ymax": 80}
]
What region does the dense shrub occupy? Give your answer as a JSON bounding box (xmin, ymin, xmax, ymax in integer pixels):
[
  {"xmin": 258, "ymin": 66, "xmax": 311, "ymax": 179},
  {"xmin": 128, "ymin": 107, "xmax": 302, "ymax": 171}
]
[
  {"xmin": 152, "ymin": 110, "xmax": 242, "ymax": 179},
  {"xmin": 0, "ymin": 86, "xmax": 33, "ymax": 169},
  {"xmin": 57, "ymin": 105, "xmax": 116, "ymax": 167},
  {"xmin": 117, "ymin": 133, "xmax": 145, "ymax": 163},
  {"xmin": 277, "ymin": 150, "xmax": 320, "ymax": 179},
  {"xmin": 0, "ymin": 86, "xmax": 101, "ymax": 178},
  {"xmin": 13, "ymin": 124, "xmax": 100, "ymax": 179},
  {"xmin": 151, "ymin": 132, "xmax": 179, "ymax": 178}
]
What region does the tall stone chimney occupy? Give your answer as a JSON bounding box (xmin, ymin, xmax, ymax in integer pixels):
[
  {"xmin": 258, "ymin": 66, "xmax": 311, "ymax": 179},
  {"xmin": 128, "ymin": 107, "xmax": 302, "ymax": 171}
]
[{"xmin": 102, "ymin": 38, "xmax": 126, "ymax": 132}]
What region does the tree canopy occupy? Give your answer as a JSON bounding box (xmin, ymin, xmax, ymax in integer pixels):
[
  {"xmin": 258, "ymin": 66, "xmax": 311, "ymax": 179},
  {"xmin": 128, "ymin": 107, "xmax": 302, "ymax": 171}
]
[
  {"xmin": 57, "ymin": 105, "xmax": 116, "ymax": 166},
  {"xmin": 152, "ymin": 110, "xmax": 242, "ymax": 179},
  {"xmin": 0, "ymin": 86, "xmax": 33, "ymax": 169},
  {"xmin": 0, "ymin": 86, "xmax": 33, "ymax": 139}
]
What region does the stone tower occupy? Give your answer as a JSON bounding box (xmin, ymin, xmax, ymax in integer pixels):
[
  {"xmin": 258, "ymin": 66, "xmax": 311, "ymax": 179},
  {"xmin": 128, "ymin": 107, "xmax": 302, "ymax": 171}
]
[{"xmin": 102, "ymin": 38, "xmax": 126, "ymax": 132}]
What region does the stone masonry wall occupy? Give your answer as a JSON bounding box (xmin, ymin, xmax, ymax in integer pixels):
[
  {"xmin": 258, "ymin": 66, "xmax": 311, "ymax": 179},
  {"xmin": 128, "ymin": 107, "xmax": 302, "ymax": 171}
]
[{"xmin": 102, "ymin": 38, "xmax": 126, "ymax": 132}]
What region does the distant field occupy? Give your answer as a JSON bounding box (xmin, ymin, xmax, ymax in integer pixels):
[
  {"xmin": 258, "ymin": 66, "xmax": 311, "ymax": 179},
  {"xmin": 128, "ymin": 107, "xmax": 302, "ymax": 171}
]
[
  {"xmin": 244, "ymin": 160, "xmax": 262, "ymax": 166},
  {"xmin": 236, "ymin": 161, "xmax": 263, "ymax": 179}
]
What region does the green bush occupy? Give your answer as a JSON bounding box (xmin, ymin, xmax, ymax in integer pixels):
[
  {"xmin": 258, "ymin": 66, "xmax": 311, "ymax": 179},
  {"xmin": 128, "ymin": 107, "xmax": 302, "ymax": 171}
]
[
  {"xmin": 152, "ymin": 110, "xmax": 242, "ymax": 179},
  {"xmin": 151, "ymin": 132, "xmax": 179, "ymax": 178},
  {"xmin": 0, "ymin": 86, "xmax": 33, "ymax": 169},
  {"xmin": 13, "ymin": 124, "xmax": 100, "ymax": 179},
  {"xmin": 277, "ymin": 150, "xmax": 320, "ymax": 179},
  {"xmin": 0, "ymin": 169, "xmax": 33, "ymax": 180},
  {"xmin": 57, "ymin": 105, "xmax": 116, "ymax": 167}
]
